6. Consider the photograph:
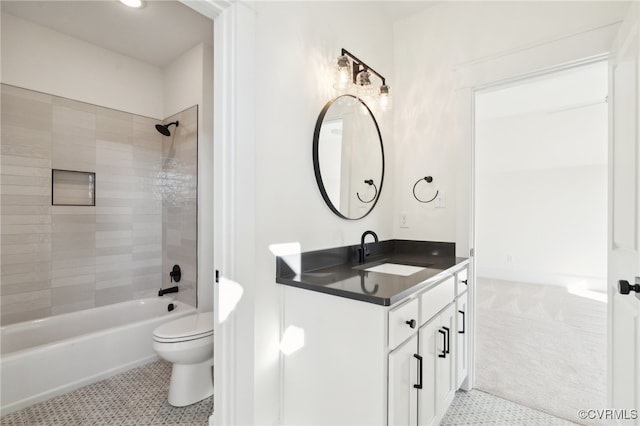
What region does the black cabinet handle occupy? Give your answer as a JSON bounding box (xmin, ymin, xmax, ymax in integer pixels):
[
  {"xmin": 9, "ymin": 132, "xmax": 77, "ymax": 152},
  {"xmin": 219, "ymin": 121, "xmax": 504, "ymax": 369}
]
[
  {"xmin": 413, "ymin": 354, "xmax": 423, "ymax": 389},
  {"xmin": 458, "ymin": 310, "xmax": 465, "ymax": 334},
  {"xmin": 443, "ymin": 326, "xmax": 450, "ymax": 354},
  {"xmin": 438, "ymin": 329, "xmax": 447, "ymax": 358},
  {"xmin": 461, "ymin": 279, "xmax": 468, "ymax": 285},
  {"xmin": 405, "ymin": 319, "xmax": 416, "ymax": 329},
  {"xmin": 619, "ymin": 280, "xmax": 640, "ymax": 294}
]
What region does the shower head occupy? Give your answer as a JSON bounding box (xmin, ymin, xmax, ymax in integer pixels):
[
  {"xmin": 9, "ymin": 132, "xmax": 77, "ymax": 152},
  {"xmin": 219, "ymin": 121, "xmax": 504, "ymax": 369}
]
[{"xmin": 155, "ymin": 121, "xmax": 179, "ymax": 136}]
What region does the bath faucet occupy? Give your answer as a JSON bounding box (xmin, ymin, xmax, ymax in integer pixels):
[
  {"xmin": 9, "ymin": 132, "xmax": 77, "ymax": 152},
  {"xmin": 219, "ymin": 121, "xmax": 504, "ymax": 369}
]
[
  {"xmin": 158, "ymin": 286, "xmax": 179, "ymax": 296},
  {"xmin": 359, "ymin": 230, "xmax": 379, "ymax": 263}
]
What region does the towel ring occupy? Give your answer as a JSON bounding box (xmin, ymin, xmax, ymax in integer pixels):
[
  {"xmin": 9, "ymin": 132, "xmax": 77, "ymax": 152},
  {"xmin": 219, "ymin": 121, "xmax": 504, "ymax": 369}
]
[
  {"xmin": 357, "ymin": 179, "xmax": 378, "ymax": 203},
  {"xmin": 413, "ymin": 176, "xmax": 439, "ymax": 203}
]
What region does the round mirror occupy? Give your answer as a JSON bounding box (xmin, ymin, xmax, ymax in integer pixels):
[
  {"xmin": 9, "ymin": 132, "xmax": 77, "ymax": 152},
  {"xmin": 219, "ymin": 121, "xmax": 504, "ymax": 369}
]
[{"xmin": 313, "ymin": 95, "xmax": 384, "ymax": 220}]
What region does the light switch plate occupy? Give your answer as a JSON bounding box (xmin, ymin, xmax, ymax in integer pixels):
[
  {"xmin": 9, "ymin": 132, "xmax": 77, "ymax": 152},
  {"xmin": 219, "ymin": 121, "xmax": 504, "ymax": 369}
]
[
  {"xmin": 435, "ymin": 191, "xmax": 446, "ymax": 208},
  {"xmin": 400, "ymin": 212, "xmax": 409, "ymax": 228}
]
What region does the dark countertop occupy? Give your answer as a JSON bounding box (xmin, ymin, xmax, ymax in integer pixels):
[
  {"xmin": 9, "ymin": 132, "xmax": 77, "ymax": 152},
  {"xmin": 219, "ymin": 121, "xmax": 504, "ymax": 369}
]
[{"xmin": 276, "ymin": 240, "xmax": 469, "ymax": 306}]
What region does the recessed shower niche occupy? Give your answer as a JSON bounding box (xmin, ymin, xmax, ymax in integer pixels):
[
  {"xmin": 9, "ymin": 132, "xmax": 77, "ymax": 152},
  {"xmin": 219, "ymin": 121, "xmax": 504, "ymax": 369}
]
[{"xmin": 52, "ymin": 169, "xmax": 96, "ymax": 206}]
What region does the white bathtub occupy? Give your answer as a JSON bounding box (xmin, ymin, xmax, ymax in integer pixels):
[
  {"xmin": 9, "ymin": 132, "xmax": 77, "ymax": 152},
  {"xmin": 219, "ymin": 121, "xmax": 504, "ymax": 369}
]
[{"xmin": 0, "ymin": 297, "xmax": 196, "ymax": 416}]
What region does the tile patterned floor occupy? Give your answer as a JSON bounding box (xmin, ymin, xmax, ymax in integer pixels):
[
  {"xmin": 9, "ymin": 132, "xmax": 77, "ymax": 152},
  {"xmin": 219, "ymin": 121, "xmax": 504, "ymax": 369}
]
[
  {"xmin": 0, "ymin": 360, "xmax": 213, "ymax": 425},
  {"xmin": 1, "ymin": 359, "xmax": 574, "ymax": 425},
  {"xmin": 442, "ymin": 389, "xmax": 579, "ymax": 425}
]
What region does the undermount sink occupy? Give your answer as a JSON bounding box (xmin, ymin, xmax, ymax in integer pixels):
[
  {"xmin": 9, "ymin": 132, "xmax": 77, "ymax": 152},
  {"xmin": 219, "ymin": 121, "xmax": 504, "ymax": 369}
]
[{"xmin": 364, "ymin": 263, "xmax": 426, "ymax": 276}]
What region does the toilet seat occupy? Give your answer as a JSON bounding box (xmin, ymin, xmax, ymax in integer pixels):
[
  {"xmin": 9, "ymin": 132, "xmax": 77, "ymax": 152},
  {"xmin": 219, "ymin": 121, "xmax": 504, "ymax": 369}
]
[{"xmin": 153, "ymin": 312, "xmax": 213, "ymax": 343}]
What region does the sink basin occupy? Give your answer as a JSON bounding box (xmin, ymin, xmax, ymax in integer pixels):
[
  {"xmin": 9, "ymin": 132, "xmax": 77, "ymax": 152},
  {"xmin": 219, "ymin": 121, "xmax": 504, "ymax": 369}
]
[{"xmin": 364, "ymin": 263, "xmax": 425, "ymax": 276}]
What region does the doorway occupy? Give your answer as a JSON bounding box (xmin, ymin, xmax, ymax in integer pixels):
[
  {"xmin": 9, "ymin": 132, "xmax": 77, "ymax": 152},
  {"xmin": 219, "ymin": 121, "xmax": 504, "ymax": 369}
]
[{"xmin": 473, "ymin": 61, "xmax": 608, "ymax": 423}]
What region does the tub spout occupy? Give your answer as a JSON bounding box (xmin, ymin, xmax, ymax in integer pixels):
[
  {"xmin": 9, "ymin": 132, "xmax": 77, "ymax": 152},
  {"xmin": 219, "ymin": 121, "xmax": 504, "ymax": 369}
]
[{"xmin": 159, "ymin": 286, "xmax": 179, "ymax": 296}]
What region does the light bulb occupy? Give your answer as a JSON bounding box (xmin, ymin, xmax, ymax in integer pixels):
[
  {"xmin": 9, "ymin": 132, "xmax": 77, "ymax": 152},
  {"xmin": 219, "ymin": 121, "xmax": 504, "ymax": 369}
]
[
  {"xmin": 356, "ymin": 70, "xmax": 376, "ymax": 109},
  {"xmin": 379, "ymin": 84, "xmax": 392, "ymax": 111},
  {"xmin": 333, "ymin": 55, "xmax": 352, "ymax": 91}
]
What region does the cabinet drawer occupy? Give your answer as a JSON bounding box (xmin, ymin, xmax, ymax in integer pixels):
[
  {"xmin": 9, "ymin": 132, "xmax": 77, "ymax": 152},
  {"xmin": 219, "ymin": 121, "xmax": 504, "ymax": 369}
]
[
  {"xmin": 420, "ymin": 277, "xmax": 455, "ymax": 325},
  {"xmin": 388, "ymin": 298, "xmax": 419, "ymax": 350},
  {"xmin": 456, "ymin": 268, "xmax": 468, "ymax": 296}
]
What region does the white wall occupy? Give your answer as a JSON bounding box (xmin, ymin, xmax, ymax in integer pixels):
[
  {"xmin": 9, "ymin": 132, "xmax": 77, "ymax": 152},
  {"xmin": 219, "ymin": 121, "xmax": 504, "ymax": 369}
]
[
  {"xmin": 392, "ymin": 1, "xmax": 630, "ymax": 254},
  {"xmin": 250, "ymin": 2, "xmax": 394, "ymax": 423},
  {"xmin": 163, "ymin": 43, "xmax": 205, "ymax": 118},
  {"xmin": 1, "ymin": 12, "xmax": 164, "ymax": 119},
  {"xmin": 475, "ymin": 65, "xmax": 608, "ymax": 288}
]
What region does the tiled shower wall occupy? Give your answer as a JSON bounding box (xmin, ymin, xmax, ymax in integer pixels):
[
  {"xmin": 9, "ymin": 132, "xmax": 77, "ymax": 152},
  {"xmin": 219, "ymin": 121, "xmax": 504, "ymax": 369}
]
[
  {"xmin": 161, "ymin": 106, "xmax": 198, "ymax": 307},
  {"xmin": 0, "ymin": 85, "xmax": 198, "ymax": 325}
]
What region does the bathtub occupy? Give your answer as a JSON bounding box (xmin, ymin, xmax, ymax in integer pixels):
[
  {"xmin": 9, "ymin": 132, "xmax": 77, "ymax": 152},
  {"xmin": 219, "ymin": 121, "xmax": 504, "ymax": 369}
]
[{"xmin": 0, "ymin": 297, "xmax": 196, "ymax": 416}]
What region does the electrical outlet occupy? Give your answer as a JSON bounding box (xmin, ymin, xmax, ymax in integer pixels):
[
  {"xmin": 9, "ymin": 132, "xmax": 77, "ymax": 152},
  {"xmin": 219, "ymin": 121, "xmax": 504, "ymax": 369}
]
[{"xmin": 400, "ymin": 213, "xmax": 409, "ymax": 228}]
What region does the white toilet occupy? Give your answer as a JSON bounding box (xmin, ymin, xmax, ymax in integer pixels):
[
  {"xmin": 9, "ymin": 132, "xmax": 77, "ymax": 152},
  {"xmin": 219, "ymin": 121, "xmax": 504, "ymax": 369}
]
[{"xmin": 152, "ymin": 311, "xmax": 214, "ymax": 407}]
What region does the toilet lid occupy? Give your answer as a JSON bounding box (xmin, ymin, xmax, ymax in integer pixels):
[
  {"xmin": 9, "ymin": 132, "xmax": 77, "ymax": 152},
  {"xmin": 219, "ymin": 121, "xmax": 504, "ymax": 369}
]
[{"xmin": 153, "ymin": 312, "xmax": 213, "ymax": 342}]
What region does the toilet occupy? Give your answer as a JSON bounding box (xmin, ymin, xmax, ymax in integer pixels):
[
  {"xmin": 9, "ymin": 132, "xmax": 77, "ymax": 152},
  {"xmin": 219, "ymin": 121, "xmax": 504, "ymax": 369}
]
[{"xmin": 152, "ymin": 311, "xmax": 214, "ymax": 407}]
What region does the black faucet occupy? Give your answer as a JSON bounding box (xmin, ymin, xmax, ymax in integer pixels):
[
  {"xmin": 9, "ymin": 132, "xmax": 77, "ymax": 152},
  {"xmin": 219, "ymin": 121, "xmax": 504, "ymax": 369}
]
[
  {"xmin": 159, "ymin": 286, "xmax": 179, "ymax": 296},
  {"xmin": 359, "ymin": 230, "xmax": 379, "ymax": 263}
]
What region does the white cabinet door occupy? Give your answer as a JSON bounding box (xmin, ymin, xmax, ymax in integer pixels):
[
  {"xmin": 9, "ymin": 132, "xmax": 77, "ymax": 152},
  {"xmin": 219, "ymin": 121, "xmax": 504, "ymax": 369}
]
[
  {"xmin": 388, "ymin": 335, "xmax": 419, "ymax": 426},
  {"xmin": 456, "ymin": 292, "xmax": 469, "ymax": 389},
  {"xmin": 418, "ymin": 304, "xmax": 456, "ymax": 426},
  {"xmin": 436, "ymin": 304, "xmax": 456, "ymax": 416},
  {"xmin": 417, "ymin": 318, "xmax": 439, "ymax": 426}
]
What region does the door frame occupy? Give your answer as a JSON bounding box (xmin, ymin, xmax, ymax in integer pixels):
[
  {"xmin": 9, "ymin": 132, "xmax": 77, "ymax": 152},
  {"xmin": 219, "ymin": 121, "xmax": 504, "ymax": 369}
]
[
  {"xmin": 179, "ymin": 1, "xmax": 256, "ymax": 425},
  {"xmin": 455, "ymin": 22, "xmax": 621, "ymax": 392}
]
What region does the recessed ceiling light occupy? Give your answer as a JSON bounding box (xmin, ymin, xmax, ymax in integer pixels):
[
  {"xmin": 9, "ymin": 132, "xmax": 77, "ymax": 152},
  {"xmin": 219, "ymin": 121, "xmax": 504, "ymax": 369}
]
[{"xmin": 118, "ymin": 0, "xmax": 145, "ymax": 8}]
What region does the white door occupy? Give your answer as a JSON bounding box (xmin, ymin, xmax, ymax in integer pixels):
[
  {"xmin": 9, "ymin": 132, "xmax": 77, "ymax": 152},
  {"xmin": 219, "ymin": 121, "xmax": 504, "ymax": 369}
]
[
  {"xmin": 388, "ymin": 335, "xmax": 419, "ymax": 426},
  {"xmin": 609, "ymin": 2, "xmax": 640, "ymax": 420}
]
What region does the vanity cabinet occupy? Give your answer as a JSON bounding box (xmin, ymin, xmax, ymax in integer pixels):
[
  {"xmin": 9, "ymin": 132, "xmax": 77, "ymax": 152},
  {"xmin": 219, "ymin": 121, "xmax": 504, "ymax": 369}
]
[
  {"xmin": 281, "ymin": 263, "xmax": 470, "ymax": 426},
  {"xmin": 388, "ymin": 278, "xmax": 457, "ymax": 426}
]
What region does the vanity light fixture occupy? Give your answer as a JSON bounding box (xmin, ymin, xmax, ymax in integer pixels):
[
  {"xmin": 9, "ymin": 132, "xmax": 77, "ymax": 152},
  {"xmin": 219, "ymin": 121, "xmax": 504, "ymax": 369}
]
[
  {"xmin": 333, "ymin": 48, "xmax": 392, "ymax": 111},
  {"xmin": 118, "ymin": 0, "xmax": 145, "ymax": 8}
]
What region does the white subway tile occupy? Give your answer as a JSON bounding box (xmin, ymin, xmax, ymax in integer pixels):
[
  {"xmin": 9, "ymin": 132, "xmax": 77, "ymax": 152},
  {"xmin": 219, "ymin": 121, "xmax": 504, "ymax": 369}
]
[
  {"xmin": 51, "ymin": 264, "xmax": 95, "ymax": 278},
  {"xmin": 95, "ymin": 277, "xmax": 133, "ymax": 290},
  {"xmin": 95, "ymin": 230, "xmax": 132, "ymax": 240},
  {"xmin": 1, "ymin": 223, "xmax": 51, "ymax": 235},
  {"xmin": 51, "ymin": 300, "xmax": 95, "ymax": 316},
  {"xmin": 1, "ymin": 155, "xmax": 50, "ymax": 168},
  {"xmin": 52, "ymin": 274, "xmax": 95, "ymax": 288},
  {"xmin": 1, "ymin": 185, "xmax": 50, "ymax": 196},
  {"xmin": 1, "ymin": 165, "xmax": 51, "ymax": 177}
]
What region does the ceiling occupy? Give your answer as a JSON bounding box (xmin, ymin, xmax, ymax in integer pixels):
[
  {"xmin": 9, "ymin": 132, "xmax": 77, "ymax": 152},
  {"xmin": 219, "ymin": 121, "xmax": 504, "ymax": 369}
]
[
  {"xmin": 0, "ymin": 1, "xmax": 440, "ymax": 69},
  {"xmin": 378, "ymin": 1, "xmax": 440, "ymax": 21},
  {"xmin": 1, "ymin": 0, "xmax": 213, "ymax": 68}
]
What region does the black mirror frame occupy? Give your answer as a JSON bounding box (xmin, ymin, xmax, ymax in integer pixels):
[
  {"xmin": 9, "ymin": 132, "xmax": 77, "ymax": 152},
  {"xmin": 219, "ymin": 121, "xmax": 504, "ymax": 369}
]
[{"xmin": 312, "ymin": 94, "xmax": 385, "ymax": 220}]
